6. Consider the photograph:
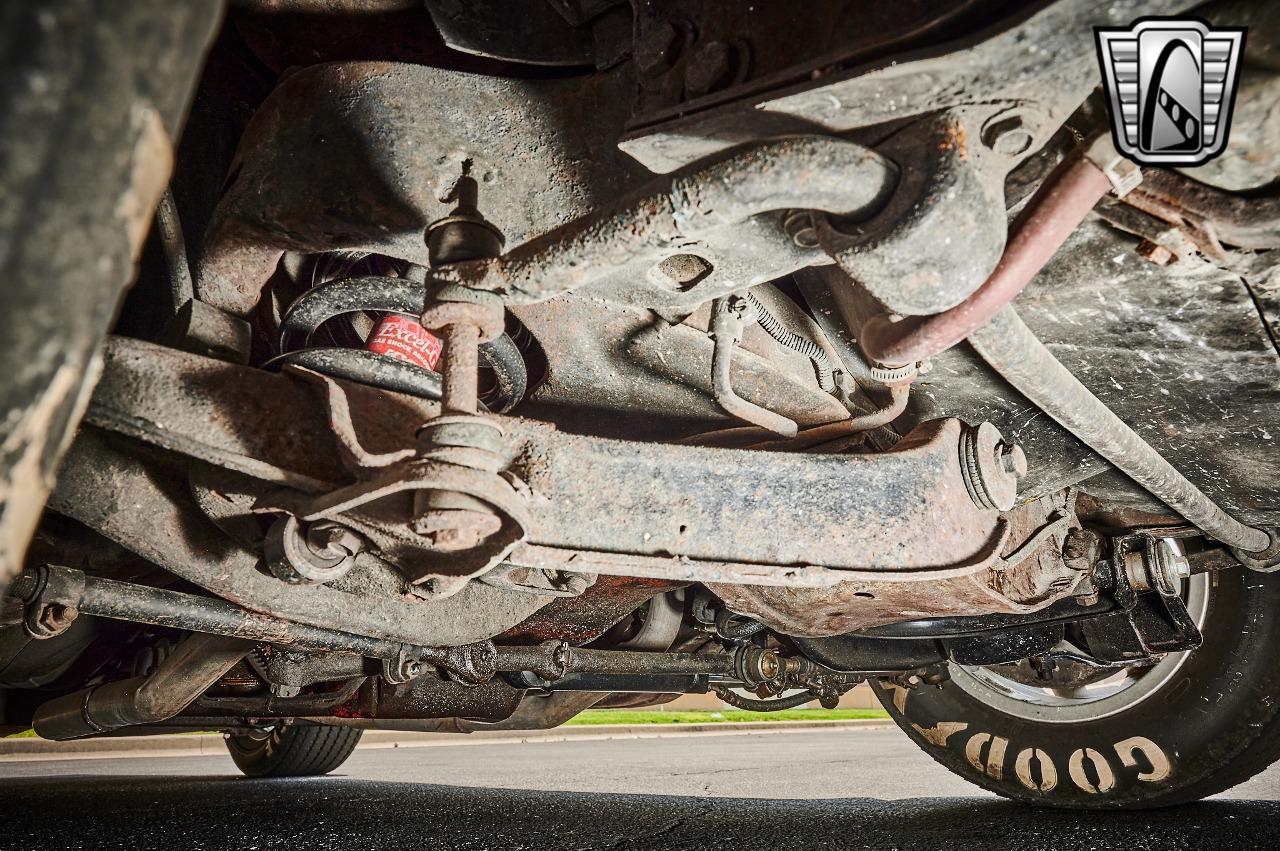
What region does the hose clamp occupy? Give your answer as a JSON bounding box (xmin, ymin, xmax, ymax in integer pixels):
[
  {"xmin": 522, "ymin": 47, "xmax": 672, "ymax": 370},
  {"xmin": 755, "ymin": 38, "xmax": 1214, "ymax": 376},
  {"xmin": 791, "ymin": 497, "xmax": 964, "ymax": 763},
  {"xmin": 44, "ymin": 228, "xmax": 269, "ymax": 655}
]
[{"xmin": 868, "ymin": 363, "xmax": 918, "ymax": 387}]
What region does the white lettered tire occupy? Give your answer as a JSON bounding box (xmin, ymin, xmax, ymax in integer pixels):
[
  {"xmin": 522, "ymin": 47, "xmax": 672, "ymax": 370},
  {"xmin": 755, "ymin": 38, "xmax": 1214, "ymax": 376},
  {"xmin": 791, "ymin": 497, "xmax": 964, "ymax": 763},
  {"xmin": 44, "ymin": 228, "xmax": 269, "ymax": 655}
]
[{"xmin": 873, "ymin": 568, "xmax": 1280, "ymax": 807}]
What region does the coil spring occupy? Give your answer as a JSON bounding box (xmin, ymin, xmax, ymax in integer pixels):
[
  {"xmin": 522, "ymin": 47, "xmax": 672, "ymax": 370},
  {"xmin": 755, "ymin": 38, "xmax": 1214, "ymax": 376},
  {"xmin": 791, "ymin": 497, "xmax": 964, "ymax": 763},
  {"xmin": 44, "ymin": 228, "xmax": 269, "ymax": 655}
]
[{"xmin": 746, "ymin": 292, "xmax": 835, "ymax": 392}]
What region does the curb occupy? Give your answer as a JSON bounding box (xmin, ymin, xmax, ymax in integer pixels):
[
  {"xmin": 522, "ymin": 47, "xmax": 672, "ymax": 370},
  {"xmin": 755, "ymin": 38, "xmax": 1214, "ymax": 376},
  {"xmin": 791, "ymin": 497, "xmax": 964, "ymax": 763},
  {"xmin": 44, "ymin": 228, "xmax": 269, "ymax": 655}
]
[{"xmin": 0, "ymin": 718, "xmax": 894, "ymax": 761}]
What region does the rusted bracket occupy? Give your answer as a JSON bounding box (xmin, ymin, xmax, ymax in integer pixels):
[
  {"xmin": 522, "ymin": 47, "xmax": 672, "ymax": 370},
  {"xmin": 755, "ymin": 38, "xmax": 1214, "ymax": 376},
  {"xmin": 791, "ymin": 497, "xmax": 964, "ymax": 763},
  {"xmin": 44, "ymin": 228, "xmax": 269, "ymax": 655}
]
[
  {"xmin": 260, "ymin": 368, "xmax": 532, "ymax": 597},
  {"xmin": 9, "ymin": 564, "xmax": 84, "ymax": 640},
  {"xmin": 1116, "ymin": 168, "xmax": 1280, "ymax": 263}
]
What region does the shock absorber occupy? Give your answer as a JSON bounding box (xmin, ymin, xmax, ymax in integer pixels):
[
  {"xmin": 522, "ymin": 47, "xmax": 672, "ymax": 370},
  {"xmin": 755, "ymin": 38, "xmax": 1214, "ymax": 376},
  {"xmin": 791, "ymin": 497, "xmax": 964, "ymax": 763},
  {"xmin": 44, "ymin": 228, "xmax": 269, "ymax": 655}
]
[
  {"xmin": 363, "ymin": 177, "xmax": 503, "ymax": 374},
  {"xmin": 270, "ymin": 177, "xmax": 529, "ymax": 411},
  {"xmin": 412, "ymin": 176, "xmax": 512, "ymax": 552}
]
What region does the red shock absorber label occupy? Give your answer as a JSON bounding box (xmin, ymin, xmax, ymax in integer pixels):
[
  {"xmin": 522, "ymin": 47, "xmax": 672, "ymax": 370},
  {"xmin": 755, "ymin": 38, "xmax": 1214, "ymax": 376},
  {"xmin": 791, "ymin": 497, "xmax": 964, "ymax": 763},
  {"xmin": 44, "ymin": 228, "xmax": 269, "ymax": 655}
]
[{"xmin": 366, "ymin": 315, "xmax": 443, "ymax": 371}]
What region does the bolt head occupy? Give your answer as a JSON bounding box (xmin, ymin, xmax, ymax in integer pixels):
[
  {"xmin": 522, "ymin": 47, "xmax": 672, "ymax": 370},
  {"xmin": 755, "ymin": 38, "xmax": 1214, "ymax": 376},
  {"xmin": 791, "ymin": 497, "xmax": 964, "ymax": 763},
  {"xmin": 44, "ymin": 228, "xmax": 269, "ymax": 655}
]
[
  {"xmin": 305, "ymin": 522, "xmax": 362, "ymax": 559},
  {"xmin": 414, "ymin": 508, "xmax": 502, "ymax": 551},
  {"xmin": 34, "ymin": 603, "xmax": 75, "ymax": 638},
  {"xmin": 998, "ymin": 443, "xmax": 1028, "ymax": 479},
  {"xmin": 430, "ymin": 527, "xmax": 481, "ymax": 550},
  {"xmin": 1153, "ymin": 538, "xmax": 1192, "ymax": 586},
  {"xmin": 635, "ymin": 21, "xmax": 681, "ymax": 78},
  {"xmin": 981, "ymin": 115, "xmax": 1033, "ymax": 156},
  {"xmin": 684, "ymin": 40, "xmax": 733, "ymax": 97},
  {"xmin": 1074, "ymin": 590, "xmax": 1101, "ymax": 607}
]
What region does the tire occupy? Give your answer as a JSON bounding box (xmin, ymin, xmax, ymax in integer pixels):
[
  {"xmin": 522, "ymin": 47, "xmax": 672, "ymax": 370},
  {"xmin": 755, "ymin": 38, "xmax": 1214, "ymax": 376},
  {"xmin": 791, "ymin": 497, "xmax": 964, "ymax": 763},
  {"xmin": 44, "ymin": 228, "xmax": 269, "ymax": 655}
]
[
  {"xmin": 872, "ymin": 568, "xmax": 1280, "ymax": 808},
  {"xmin": 225, "ymin": 724, "xmax": 363, "ymax": 778}
]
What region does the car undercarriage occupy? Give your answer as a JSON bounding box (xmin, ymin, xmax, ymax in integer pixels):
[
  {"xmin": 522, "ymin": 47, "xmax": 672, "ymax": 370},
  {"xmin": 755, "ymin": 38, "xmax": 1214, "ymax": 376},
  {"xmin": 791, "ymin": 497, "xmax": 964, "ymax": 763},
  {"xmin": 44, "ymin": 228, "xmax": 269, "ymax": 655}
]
[{"xmin": 2, "ymin": 0, "xmax": 1280, "ymax": 806}]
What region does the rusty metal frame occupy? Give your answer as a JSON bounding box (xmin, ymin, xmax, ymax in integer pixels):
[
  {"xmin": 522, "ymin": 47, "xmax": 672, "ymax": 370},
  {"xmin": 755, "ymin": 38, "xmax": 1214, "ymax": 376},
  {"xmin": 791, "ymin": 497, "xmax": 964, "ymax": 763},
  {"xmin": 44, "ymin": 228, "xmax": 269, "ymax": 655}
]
[
  {"xmin": 83, "ymin": 337, "xmax": 1007, "ymax": 574},
  {"xmin": 194, "ymin": 55, "xmax": 899, "ymax": 318},
  {"xmin": 43, "ymin": 335, "xmax": 1094, "ymax": 639}
]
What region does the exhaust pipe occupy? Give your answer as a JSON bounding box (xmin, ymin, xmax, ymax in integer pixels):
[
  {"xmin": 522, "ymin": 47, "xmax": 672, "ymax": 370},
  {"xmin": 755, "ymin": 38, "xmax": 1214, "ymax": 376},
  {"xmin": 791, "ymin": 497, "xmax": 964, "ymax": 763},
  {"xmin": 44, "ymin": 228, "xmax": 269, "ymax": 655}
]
[{"xmin": 32, "ymin": 633, "xmax": 251, "ymax": 740}]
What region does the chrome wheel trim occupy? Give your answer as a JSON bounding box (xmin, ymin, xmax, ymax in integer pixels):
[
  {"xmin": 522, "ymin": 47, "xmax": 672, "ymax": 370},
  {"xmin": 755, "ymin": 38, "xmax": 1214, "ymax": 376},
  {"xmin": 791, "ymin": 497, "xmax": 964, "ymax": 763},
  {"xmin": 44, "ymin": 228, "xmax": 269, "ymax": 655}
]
[{"xmin": 948, "ymin": 573, "xmax": 1211, "ymax": 724}]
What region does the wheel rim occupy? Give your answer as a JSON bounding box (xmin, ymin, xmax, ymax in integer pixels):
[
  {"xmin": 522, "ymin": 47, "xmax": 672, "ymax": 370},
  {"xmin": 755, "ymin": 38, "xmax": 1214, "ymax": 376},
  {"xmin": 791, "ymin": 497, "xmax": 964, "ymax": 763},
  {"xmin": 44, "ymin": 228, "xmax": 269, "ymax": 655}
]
[{"xmin": 948, "ymin": 573, "xmax": 1211, "ymax": 724}]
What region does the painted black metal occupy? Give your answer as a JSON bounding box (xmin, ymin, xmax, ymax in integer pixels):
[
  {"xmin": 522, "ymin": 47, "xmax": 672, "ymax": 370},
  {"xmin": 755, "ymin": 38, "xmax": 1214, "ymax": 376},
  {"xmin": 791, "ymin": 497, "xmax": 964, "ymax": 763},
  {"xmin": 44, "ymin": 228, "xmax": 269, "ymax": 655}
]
[
  {"xmin": 504, "ymin": 672, "xmax": 711, "ymax": 694},
  {"xmin": 969, "ymin": 307, "xmax": 1271, "ymax": 554}
]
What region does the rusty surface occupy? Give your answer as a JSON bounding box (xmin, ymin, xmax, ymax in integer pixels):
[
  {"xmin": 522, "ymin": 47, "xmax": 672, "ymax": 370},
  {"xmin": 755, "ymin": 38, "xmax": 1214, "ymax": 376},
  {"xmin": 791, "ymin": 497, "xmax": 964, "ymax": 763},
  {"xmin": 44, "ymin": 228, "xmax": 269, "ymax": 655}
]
[
  {"xmin": 510, "ymin": 417, "xmax": 1001, "ymax": 570},
  {"xmin": 499, "ymin": 575, "xmax": 682, "ymax": 646},
  {"xmin": 709, "ymin": 295, "xmax": 799, "ymax": 436},
  {"xmin": 429, "ymin": 135, "xmax": 897, "ymax": 308},
  {"xmin": 308, "ymin": 676, "xmax": 525, "ymax": 725},
  {"xmin": 50, "ymin": 428, "xmax": 552, "ymax": 648},
  {"xmin": 85, "ymin": 337, "xmax": 1009, "ymax": 575},
  {"xmin": 512, "ymin": 293, "xmax": 851, "ymax": 441},
  {"xmin": 302, "ymin": 680, "xmax": 612, "ymax": 733},
  {"xmin": 860, "ymin": 152, "xmax": 1113, "ymax": 366},
  {"xmin": 1075, "ymin": 491, "xmax": 1183, "ymax": 533},
  {"xmin": 192, "ymin": 53, "xmax": 897, "ymax": 319},
  {"xmin": 32, "ymin": 633, "xmax": 253, "ymax": 740},
  {"xmin": 1119, "ymin": 168, "xmax": 1280, "ymax": 261},
  {"xmin": 878, "ymin": 213, "xmax": 1280, "ymax": 526},
  {"xmin": 816, "ymin": 109, "xmax": 1014, "ymax": 317},
  {"xmin": 195, "ymin": 61, "xmax": 645, "ymax": 317},
  {"xmin": 504, "ymin": 542, "xmax": 1014, "ymax": 591},
  {"xmin": 710, "ymin": 494, "xmax": 1083, "ymax": 637}
]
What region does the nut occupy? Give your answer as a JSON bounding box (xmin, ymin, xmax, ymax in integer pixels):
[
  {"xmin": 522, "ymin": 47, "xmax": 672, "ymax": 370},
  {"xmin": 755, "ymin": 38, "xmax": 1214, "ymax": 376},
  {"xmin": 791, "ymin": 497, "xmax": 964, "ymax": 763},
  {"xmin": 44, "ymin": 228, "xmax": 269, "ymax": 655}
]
[
  {"xmin": 997, "ymin": 442, "xmax": 1028, "ymax": 478},
  {"xmin": 305, "ymin": 521, "xmax": 363, "ymax": 559},
  {"xmin": 1062, "ymin": 528, "xmax": 1104, "ymax": 573},
  {"xmin": 1147, "ymin": 537, "xmax": 1191, "ymax": 593},
  {"xmin": 413, "ymin": 508, "xmax": 503, "ymax": 551},
  {"xmin": 265, "ymin": 515, "xmax": 356, "ymax": 586},
  {"xmin": 34, "ymin": 603, "xmax": 77, "ymax": 638}
]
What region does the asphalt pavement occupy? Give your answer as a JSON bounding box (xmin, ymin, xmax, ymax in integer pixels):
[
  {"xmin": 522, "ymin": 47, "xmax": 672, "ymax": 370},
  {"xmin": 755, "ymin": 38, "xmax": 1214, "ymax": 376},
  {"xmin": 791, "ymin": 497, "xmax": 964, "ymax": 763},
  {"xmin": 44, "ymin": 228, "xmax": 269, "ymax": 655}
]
[{"xmin": 2, "ymin": 726, "xmax": 1278, "ymax": 850}]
